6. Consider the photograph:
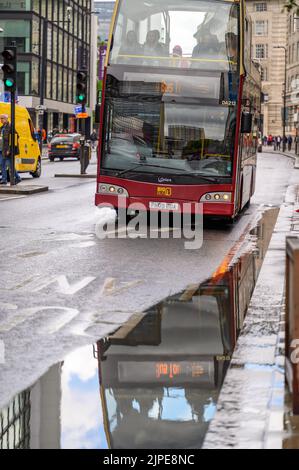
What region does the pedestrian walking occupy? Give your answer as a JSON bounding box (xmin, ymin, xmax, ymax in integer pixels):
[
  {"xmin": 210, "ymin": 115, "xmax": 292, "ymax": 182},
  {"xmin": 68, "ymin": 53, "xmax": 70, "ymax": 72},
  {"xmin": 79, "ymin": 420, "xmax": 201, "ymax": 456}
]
[
  {"xmin": 277, "ymin": 135, "xmax": 281, "ymax": 151},
  {"xmin": 273, "ymin": 136, "xmax": 277, "ymax": 151},
  {"xmin": 283, "ymin": 135, "xmax": 288, "ymax": 149},
  {"xmin": 0, "ymin": 114, "xmax": 21, "ymax": 185},
  {"xmin": 288, "ymin": 135, "xmax": 293, "ymax": 152},
  {"xmin": 268, "ymin": 134, "xmax": 273, "ymax": 146},
  {"xmin": 90, "ymin": 129, "xmax": 98, "ymax": 151}
]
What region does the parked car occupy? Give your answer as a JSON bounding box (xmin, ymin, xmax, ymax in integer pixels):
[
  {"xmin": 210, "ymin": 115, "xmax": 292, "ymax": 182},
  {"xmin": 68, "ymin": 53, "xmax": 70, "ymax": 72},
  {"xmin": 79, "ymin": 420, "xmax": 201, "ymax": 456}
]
[{"xmin": 48, "ymin": 133, "xmax": 82, "ymax": 161}]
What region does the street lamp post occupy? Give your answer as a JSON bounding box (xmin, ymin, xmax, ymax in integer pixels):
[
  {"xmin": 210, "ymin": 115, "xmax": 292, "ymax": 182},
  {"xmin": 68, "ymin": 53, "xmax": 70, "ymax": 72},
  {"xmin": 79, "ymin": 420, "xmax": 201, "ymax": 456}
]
[{"xmin": 274, "ymin": 46, "xmax": 287, "ymax": 152}]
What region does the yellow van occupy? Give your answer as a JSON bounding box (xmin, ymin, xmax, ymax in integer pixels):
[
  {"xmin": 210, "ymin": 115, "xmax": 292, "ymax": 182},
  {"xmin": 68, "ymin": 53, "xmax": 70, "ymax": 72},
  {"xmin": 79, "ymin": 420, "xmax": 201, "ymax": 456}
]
[{"xmin": 0, "ymin": 103, "xmax": 41, "ymax": 178}]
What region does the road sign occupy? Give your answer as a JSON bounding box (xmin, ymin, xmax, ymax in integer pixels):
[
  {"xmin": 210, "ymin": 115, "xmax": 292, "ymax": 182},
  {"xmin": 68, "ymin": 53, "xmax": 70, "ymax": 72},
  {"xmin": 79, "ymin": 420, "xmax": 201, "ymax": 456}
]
[
  {"xmin": 75, "ymin": 105, "xmax": 83, "ymax": 114},
  {"xmin": 35, "ymin": 104, "xmax": 47, "ymax": 111},
  {"xmin": 76, "ymin": 112, "xmax": 88, "ymax": 119}
]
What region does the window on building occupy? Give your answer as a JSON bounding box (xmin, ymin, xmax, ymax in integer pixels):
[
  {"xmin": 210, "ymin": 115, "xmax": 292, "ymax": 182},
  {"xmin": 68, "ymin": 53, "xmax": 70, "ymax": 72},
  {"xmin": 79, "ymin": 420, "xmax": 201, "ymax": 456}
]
[
  {"xmin": 0, "ymin": 19, "xmax": 31, "ymax": 53},
  {"xmin": 261, "ymin": 67, "xmax": 268, "ymax": 81},
  {"xmin": 255, "ymin": 44, "xmax": 268, "ymax": 59},
  {"xmin": 294, "ymin": 14, "xmax": 296, "ymax": 33},
  {"xmin": 292, "ymin": 43, "xmax": 295, "ymax": 63},
  {"xmin": 255, "ymin": 3, "xmax": 267, "ymax": 12},
  {"xmin": 255, "ymin": 20, "xmax": 268, "ymax": 36}
]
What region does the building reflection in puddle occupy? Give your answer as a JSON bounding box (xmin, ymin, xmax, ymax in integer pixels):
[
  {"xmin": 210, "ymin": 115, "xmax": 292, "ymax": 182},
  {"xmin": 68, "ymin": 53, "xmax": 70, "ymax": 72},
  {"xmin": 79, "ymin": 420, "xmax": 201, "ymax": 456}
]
[{"xmin": 0, "ymin": 209, "xmax": 279, "ymax": 449}]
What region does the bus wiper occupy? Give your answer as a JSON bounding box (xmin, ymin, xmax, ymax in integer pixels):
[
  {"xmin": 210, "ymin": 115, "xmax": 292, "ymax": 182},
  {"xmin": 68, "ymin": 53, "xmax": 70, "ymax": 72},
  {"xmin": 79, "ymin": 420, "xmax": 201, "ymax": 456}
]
[{"xmin": 115, "ymin": 163, "xmax": 220, "ymax": 182}]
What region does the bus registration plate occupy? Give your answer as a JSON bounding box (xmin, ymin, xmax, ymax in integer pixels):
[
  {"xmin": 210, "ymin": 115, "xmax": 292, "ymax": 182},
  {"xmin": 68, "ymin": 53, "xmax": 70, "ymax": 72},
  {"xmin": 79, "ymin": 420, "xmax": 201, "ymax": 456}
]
[{"xmin": 149, "ymin": 202, "xmax": 179, "ymax": 211}]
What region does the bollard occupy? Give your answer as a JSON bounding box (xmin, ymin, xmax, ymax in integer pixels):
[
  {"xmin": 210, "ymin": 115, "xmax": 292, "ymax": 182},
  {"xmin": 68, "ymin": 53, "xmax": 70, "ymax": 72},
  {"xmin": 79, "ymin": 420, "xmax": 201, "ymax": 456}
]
[
  {"xmin": 80, "ymin": 136, "xmax": 86, "ymax": 175},
  {"xmin": 286, "ymin": 237, "xmax": 299, "ymax": 415}
]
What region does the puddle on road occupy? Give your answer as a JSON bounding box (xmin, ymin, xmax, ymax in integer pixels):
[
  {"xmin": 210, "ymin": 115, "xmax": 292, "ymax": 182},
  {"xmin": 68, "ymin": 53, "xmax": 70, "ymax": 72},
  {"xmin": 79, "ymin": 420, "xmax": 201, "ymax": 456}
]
[{"xmin": 0, "ymin": 208, "xmax": 281, "ymax": 449}]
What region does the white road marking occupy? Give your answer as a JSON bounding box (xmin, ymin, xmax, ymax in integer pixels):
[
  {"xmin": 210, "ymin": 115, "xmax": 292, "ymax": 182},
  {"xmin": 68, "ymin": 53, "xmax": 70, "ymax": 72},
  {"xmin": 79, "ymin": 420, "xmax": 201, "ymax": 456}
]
[{"xmin": 32, "ymin": 275, "xmax": 96, "ymax": 295}]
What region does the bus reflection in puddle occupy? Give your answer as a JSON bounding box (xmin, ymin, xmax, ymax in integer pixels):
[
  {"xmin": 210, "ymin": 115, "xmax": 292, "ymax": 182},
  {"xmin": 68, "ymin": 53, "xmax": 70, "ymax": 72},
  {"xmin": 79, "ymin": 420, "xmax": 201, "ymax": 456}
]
[
  {"xmin": 98, "ymin": 209, "xmax": 278, "ymax": 449},
  {"xmin": 0, "ymin": 208, "xmax": 279, "ymax": 449}
]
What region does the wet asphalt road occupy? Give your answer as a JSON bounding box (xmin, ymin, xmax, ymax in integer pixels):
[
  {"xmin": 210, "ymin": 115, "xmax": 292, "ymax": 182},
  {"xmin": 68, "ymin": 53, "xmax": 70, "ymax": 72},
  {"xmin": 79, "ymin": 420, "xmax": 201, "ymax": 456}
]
[{"xmin": 0, "ymin": 152, "xmax": 294, "ymax": 408}]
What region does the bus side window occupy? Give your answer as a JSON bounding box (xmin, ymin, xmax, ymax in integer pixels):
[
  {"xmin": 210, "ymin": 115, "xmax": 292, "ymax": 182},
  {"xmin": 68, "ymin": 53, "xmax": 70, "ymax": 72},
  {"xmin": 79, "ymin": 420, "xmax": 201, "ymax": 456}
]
[{"xmin": 244, "ymin": 18, "xmax": 252, "ymax": 71}]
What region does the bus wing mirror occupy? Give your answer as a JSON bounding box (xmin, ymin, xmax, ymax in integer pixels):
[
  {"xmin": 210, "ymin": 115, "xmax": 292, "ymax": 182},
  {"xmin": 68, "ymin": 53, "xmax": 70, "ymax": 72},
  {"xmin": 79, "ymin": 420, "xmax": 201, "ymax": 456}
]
[
  {"xmin": 95, "ymin": 104, "xmax": 101, "ymax": 124},
  {"xmin": 241, "ymin": 112, "xmax": 253, "ymax": 134}
]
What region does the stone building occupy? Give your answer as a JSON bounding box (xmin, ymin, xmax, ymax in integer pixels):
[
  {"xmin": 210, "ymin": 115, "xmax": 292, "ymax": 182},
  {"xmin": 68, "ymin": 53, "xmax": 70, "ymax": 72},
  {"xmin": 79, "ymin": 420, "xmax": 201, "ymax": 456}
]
[{"xmin": 246, "ymin": 0, "xmax": 288, "ymax": 137}]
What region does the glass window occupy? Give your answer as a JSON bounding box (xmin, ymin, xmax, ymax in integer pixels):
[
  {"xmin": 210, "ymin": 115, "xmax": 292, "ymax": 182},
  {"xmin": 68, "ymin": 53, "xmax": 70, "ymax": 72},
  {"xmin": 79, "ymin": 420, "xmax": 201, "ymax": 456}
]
[
  {"xmin": 0, "ymin": 19, "xmax": 31, "ymax": 53},
  {"xmin": 261, "ymin": 67, "xmax": 267, "ymax": 81},
  {"xmin": 255, "ymin": 20, "xmax": 267, "ymax": 36},
  {"xmin": 58, "ymin": 66, "xmax": 63, "ymax": 101},
  {"xmin": 53, "ymin": 27, "xmax": 58, "ymax": 62},
  {"xmin": 31, "ymin": 0, "xmax": 40, "ymax": 14},
  {"xmin": 101, "ymin": 70, "xmax": 239, "ymax": 180},
  {"xmin": 0, "ymin": 0, "xmax": 31, "ymax": 9},
  {"xmin": 31, "ymin": 58, "xmax": 39, "ymax": 95},
  {"xmin": 255, "ymin": 3, "xmax": 267, "ymax": 12},
  {"xmin": 52, "ymin": 64, "xmax": 57, "ymax": 101},
  {"xmin": 255, "ymin": 44, "xmax": 267, "ymax": 59},
  {"xmin": 46, "ymin": 62, "xmax": 52, "ymax": 99},
  {"xmin": 110, "ymin": 0, "xmax": 239, "ymax": 71},
  {"xmin": 17, "ymin": 62, "xmax": 30, "ymax": 95},
  {"xmin": 32, "ymin": 18, "xmax": 40, "ymax": 55}
]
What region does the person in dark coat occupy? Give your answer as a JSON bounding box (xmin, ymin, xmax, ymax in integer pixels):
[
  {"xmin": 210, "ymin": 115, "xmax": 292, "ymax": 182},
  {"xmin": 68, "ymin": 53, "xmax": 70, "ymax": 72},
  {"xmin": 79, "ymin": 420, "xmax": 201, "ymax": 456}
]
[{"xmin": 0, "ymin": 114, "xmax": 21, "ymax": 185}]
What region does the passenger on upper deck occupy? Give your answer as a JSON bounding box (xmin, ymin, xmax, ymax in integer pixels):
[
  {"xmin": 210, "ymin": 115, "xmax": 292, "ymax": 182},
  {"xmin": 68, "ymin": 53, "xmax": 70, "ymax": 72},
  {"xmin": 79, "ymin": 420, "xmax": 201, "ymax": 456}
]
[
  {"xmin": 119, "ymin": 30, "xmax": 143, "ymax": 62},
  {"xmin": 143, "ymin": 30, "xmax": 165, "ymax": 57},
  {"xmin": 171, "ymin": 45, "xmax": 190, "ymax": 69},
  {"xmin": 192, "ymin": 25, "xmax": 220, "ymax": 62}
]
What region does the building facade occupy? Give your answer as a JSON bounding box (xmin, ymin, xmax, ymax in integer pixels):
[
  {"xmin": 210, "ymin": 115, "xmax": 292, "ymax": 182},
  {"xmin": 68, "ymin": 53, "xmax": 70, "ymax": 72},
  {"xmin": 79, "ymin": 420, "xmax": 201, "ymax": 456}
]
[
  {"xmin": 94, "ymin": 1, "xmax": 115, "ymax": 43},
  {"xmin": 285, "ymin": 9, "xmax": 299, "ymax": 138},
  {"xmin": 0, "ymin": 0, "xmax": 97, "ymax": 134},
  {"xmin": 246, "ymin": 0, "xmax": 288, "ymax": 137}
]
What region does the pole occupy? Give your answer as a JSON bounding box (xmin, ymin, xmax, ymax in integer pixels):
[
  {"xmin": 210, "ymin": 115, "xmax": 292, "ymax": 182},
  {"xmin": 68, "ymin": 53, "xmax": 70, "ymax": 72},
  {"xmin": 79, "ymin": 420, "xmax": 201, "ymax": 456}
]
[
  {"xmin": 39, "ymin": 18, "xmax": 48, "ymax": 150},
  {"xmin": 80, "ymin": 10, "xmax": 87, "ymax": 174},
  {"xmin": 9, "ymin": 41, "xmax": 17, "ymax": 187},
  {"xmin": 283, "ymin": 47, "xmax": 287, "ymax": 152},
  {"xmin": 10, "ymin": 89, "xmax": 16, "ymax": 186}
]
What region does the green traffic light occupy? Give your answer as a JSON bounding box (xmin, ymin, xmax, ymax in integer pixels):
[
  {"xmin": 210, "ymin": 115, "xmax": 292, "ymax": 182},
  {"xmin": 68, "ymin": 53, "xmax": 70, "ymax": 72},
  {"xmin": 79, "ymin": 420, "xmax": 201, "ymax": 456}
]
[
  {"xmin": 4, "ymin": 78, "xmax": 14, "ymax": 88},
  {"xmin": 78, "ymin": 94, "xmax": 85, "ymax": 102}
]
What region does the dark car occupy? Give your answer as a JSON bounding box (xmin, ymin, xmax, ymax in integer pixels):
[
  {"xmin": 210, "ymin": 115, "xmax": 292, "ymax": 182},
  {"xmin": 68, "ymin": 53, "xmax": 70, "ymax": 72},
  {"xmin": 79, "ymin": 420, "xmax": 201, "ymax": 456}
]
[{"xmin": 48, "ymin": 133, "xmax": 82, "ymax": 161}]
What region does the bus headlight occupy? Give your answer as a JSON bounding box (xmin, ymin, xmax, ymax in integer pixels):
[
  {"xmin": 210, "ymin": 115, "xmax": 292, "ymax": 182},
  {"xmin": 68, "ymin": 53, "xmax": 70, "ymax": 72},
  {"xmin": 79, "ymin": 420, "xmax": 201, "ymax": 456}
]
[
  {"xmin": 200, "ymin": 192, "xmax": 232, "ymax": 203},
  {"xmin": 98, "ymin": 184, "xmax": 129, "ymax": 197}
]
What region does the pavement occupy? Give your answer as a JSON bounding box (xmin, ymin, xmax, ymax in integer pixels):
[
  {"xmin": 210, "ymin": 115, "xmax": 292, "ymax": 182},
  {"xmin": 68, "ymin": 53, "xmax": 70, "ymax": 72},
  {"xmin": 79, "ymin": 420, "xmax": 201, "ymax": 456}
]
[
  {"xmin": 263, "ymin": 145, "xmax": 299, "ymax": 169},
  {"xmin": 204, "ymin": 151, "xmax": 299, "ymax": 449}
]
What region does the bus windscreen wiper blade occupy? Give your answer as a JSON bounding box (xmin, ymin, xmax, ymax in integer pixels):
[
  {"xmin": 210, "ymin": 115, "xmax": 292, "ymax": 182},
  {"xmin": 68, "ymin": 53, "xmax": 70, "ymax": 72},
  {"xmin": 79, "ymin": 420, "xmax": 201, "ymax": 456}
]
[{"xmin": 116, "ymin": 163, "xmax": 220, "ymax": 182}]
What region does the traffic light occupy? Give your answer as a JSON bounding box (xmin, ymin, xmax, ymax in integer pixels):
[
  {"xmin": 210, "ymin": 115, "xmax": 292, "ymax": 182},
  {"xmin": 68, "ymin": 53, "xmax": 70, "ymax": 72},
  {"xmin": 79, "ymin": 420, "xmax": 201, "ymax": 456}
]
[
  {"xmin": 76, "ymin": 69, "xmax": 88, "ymax": 107},
  {"xmin": 1, "ymin": 46, "xmax": 17, "ymax": 92}
]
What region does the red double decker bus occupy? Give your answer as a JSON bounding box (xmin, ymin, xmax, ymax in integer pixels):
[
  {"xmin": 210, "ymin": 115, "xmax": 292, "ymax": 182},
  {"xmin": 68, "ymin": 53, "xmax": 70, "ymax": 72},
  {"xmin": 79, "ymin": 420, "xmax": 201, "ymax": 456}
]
[{"xmin": 96, "ymin": 0, "xmax": 261, "ymax": 221}]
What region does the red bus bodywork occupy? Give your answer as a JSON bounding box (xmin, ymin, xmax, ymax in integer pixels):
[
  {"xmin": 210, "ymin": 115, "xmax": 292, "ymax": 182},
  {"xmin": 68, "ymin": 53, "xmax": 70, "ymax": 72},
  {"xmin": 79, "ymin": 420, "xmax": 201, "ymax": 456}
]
[{"xmin": 95, "ymin": 2, "xmax": 261, "ymax": 220}]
